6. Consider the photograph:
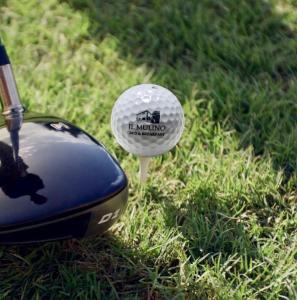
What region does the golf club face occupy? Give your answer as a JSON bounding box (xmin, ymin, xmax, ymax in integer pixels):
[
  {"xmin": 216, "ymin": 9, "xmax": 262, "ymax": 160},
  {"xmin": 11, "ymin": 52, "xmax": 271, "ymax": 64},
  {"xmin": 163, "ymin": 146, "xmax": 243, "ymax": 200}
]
[
  {"xmin": 0, "ymin": 44, "xmax": 128, "ymax": 244},
  {"xmin": 0, "ymin": 113, "xmax": 128, "ymax": 244}
]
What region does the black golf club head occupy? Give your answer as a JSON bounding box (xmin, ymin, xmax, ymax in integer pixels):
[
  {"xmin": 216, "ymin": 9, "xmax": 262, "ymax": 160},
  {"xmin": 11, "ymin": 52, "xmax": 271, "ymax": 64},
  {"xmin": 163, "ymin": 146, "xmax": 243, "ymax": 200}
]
[{"xmin": 0, "ymin": 44, "xmax": 128, "ymax": 244}]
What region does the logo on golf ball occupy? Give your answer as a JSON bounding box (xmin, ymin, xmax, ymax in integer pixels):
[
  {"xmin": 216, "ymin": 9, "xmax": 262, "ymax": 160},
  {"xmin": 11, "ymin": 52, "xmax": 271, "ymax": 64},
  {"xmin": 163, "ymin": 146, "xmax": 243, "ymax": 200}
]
[
  {"xmin": 136, "ymin": 110, "xmax": 160, "ymax": 124},
  {"xmin": 128, "ymin": 110, "xmax": 167, "ymax": 137}
]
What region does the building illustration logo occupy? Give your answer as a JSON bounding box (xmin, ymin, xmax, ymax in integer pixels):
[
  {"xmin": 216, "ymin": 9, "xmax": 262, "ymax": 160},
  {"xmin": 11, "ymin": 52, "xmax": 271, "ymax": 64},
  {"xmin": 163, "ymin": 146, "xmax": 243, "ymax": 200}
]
[{"xmin": 136, "ymin": 110, "xmax": 160, "ymax": 124}]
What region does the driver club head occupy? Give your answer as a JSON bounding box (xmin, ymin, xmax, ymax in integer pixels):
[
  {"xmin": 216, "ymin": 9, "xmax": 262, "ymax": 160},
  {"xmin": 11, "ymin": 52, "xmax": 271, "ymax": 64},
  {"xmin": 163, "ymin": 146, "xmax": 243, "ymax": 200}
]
[{"xmin": 0, "ymin": 44, "xmax": 128, "ymax": 244}]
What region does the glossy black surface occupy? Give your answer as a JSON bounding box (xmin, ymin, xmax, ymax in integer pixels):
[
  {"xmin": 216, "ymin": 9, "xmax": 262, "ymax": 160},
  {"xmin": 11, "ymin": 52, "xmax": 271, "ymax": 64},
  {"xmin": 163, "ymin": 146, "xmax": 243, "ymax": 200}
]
[
  {"xmin": 0, "ymin": 186, "xmax": 128, "ymax": 244},
  {"xmin": 0, "ymin": 113, "xmax": 127, "ymax": 230}
]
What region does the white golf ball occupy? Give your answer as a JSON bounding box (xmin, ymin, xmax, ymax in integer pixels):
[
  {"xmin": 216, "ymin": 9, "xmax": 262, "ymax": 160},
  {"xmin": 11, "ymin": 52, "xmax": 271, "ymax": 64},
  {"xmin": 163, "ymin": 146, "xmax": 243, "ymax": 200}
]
[{"xmin": 111, "ymin": 84, "xmax": 184, "ymax": 157}]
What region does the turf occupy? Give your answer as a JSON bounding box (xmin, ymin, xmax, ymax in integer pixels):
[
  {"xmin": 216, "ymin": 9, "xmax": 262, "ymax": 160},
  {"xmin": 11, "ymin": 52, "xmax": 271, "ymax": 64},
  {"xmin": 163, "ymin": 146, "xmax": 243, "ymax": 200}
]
[{"xmin": 0, "ymin": 0, "xmax": 296, "ymax": 299}]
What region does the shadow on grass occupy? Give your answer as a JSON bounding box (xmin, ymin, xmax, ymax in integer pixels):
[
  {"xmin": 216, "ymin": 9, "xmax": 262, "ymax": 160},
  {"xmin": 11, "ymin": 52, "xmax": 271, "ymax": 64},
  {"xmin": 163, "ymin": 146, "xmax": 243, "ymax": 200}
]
[
  {"xmin": 146, "ymin": 184, "xmax": 257, "ymax": 260},
  {"xmin": 68, "ymin": 0, "xmax": 297, "ymax": 183},
  {"xmin": 0, "ymin": 234, "xmax": 168, "ymax": 299},
  {"xmin": 143, "ymin": 181, "xmax": 293, "ymax": 298}
]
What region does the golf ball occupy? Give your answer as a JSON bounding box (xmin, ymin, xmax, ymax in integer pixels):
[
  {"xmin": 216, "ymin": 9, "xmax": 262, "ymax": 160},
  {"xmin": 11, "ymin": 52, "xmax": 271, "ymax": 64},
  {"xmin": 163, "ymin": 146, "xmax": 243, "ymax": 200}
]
[{"xmin": 111, "ymin": 84, "xmax": 184, "ymax": 157}]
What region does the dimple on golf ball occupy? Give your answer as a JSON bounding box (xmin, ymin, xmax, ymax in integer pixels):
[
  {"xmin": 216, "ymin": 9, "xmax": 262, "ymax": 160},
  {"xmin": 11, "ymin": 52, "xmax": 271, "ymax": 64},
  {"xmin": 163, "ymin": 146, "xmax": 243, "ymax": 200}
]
[{"xmin": 111, "ymin": 84, "xmax": 184, "ymax": 157}]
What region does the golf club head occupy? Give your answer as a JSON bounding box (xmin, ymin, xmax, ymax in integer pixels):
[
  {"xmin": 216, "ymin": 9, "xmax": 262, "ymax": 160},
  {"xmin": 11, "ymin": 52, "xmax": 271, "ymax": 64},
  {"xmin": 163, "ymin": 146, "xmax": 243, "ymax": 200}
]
[
  {"xmin": 0, "ymin": 44, "xmax": 128, "ymax": 244},
  {"xmin": 0, "ymin": 114, "xmax": 128, "ymax": 244}
]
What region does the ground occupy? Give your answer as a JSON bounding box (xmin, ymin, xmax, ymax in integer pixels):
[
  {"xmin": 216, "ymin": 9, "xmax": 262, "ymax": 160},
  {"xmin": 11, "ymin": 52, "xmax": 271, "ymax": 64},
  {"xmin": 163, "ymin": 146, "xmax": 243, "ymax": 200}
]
[{"xmin": 0, "ymin": 0, "xmax": 296, "ymax": 299}]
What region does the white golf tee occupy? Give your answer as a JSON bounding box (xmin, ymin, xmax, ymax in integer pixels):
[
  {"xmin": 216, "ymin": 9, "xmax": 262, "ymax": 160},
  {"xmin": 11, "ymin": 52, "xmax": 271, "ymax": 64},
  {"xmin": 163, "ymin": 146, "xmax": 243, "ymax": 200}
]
[{"xmin": 139, "ymin": 156, "xmax": 151, "ymax": 183}]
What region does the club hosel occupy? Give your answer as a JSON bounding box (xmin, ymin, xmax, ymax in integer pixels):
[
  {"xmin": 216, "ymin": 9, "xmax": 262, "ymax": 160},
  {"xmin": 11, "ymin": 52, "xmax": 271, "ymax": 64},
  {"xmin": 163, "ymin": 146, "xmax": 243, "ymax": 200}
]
[{"xmin": 0, "ymin": 45, "xmax": 24, "ymax": 131}]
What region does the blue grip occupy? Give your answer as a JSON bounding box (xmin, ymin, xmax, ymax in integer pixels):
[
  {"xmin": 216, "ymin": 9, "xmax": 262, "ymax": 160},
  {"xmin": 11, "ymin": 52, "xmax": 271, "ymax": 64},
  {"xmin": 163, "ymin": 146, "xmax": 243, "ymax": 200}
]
[{"xmin": 0, "ymin": 45, "xmax": 10, "ymax": 65}]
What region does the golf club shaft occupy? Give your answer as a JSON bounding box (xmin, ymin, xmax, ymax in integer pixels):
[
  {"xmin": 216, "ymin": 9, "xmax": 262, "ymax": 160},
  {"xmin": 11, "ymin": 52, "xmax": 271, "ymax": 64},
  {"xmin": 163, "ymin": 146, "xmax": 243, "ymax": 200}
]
[
  {"xmin": 0, "ymin": 44, "xmax": 23, "ymax": 118},
  {"xmin": 0, "ymin": 44, "xmax": 23, "ymax": 162}
]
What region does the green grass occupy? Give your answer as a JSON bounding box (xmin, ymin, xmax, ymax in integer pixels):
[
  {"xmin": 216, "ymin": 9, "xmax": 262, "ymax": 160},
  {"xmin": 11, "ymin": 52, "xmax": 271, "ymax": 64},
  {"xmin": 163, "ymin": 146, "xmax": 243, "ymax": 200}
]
[{"xmin": 0, "ymin": 0, "xmax": 297, "ymax": 298}]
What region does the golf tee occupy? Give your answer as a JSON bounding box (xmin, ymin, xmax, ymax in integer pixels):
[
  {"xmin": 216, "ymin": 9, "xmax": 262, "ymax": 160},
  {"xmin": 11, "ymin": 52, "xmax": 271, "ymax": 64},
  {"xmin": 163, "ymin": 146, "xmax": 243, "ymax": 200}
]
[{"xmin": 139, "ymin": 156, "xmax": 151, "ymax": 183}]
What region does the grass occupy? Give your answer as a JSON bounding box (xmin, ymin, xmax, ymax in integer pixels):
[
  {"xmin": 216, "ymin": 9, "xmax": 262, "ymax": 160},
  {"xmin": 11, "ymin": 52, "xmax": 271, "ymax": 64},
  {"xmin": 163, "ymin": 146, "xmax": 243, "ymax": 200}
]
[{"xmin": 0, "ymin": 0, "xmax": 297, "ymax": 298}]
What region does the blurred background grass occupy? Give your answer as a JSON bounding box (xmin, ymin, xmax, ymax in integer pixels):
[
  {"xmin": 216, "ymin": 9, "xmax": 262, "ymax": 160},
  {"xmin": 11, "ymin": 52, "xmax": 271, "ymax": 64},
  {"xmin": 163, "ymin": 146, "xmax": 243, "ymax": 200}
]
[{"xmin": 0, "ymin": 0, "xmax": 296, "ymax": 299}]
